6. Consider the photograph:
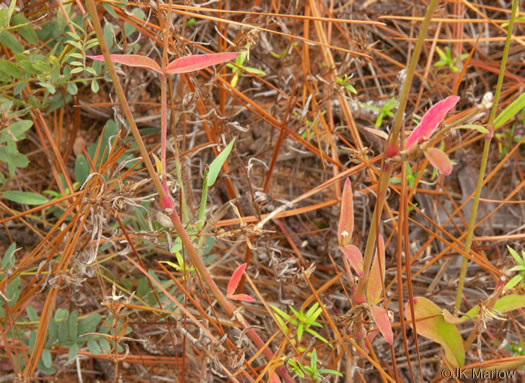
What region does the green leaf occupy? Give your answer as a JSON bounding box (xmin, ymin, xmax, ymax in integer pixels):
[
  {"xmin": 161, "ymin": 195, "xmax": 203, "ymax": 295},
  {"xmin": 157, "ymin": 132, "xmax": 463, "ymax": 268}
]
[
  {"xmin": 0, "ymin": 142, "xmax": 29, "ymax": 177},
  {"xmin": 305, "ymin": 328, "xmax": 330, "ymax": 345},
  {"xmin": 67, "ymin": 343, "xmax": 79, "ymax": 363},
  {"xmin": 70, "ymin": 67, "xmax": 84, "ymax": 74},
  {"xmin": 494, "ymin": 93, "xmax": 525, "ymax": 129},
  {"xmin": 297, "ymin": 322, "xmax": 304, "ymax": 342},
  {"xmin": 11, "ymin": 13, "xmax": 39, "ymax": 44},
  {"xmin": 46, "ymin": 317, "xmax": 57, "ymax": 347},
  {"xmin": 8, "ymin": 120, "xmax": 33, "ymax": 141},
  {"xmin": 0, "ymin": 59, "xmax": 23, "ymax": 80},
  {"xmin": 26, "ymin": 305, "xmax": 38, "ymax": 322},
  {"xmin": 99, "ymin": 338, "xmax": 111, "ymax": 353},
  {"xmin": 508, "ymin": 246, "xmax": 523, "ymax": 265},
  {"xmin": 2, "ymin": 191, "xmax": 48, "ymax": 205},
  {"xmin": 405, "ymin": 297, "xmax": 464, "ymax": 367},
  {"xmin": 68, "ymin": 310, "xmax": 79, "ymax": 341},
  {"xmin": 67, "ymin": 81, "xmax": 78, "ymax": 95},
  {"xmin": 78, "ymin": 313, "xmax": 102, "ymax": 335},
  {"xmin": 74, "ymin": 154, "xmax": 90, "ymax": 185},
  {"xmin": 505, "ymin": 275, "xmax": 523, "ymax": 290},
  {"xmin": 1, "ymin": 241, "xmax": 17, "ymax": 270},
  {"xmin": 41, "ymin": 349, "xmax": 52, "ymax": 369},
  {"xmin": 55, "ymin": 308, "xmax": 69, "ymax": 321},
  {"xmin": 87, "ymin": 339, "xmax": 102, "ymax": 355},
  {"xmin": 455, "ymin": 124, "xmax": 489, "ymax": 134},
  {"xmin": 102, "ymin": 3, "xmax": 117, "ymax": 18},
  {"xmin": 91, "ymin": 79, "xmax": 100, "ymax": 93},
  {"xmin": 207, "ymin": 138, "xmax": 235, "ymax": 187},
  {"xmin": 0, "ymin": 31, "xmax": 23, "ymax": 53},
  {"xmin": 103, "ymin": 23, "xmax": 114, "ymax": 51}
]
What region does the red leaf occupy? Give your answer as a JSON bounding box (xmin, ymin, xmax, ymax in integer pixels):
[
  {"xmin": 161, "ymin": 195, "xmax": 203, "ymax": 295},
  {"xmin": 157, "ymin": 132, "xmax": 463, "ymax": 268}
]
[
  {"xmin": 227, "ymin": 263, "xmax": 247, "ymax": 296},
  {"xmin": 339, "ymin": 245, "xmax": 363, "ymax": 277},
  {"xmin": 406, "ymin": 96, "xmax": 460, "ymax": 148},
  {"xmin": 424, "ymin": 147, "xmax": 453, "ymax": 176},
  {"xmin": 87, "ymin": 54, "xmax": 162, "ymax": 74},
  {"xmin": 367, "ymin": 235, "xmax": 385, "ymax": 305},
  {"xmin": 338, "ymin": 178, "xmax": 354, "ymax": 246},
  {"xmin": 369, "ymin": 305, "xmax": 393, "ymax": 345},
  {"xmin": 166, "ymin": 52, "xmax": 240, "ymax": 74},
  {"xmin": 229, "ymin": 294, "xmax": 255, "ymax": 302}
]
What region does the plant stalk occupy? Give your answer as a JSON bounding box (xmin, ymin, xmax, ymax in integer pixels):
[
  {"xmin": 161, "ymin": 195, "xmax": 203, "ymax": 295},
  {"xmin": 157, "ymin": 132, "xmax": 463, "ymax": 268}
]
[
  {"xmin": 455, "ymin": 0, "xmax": 518, "ymax": 312},
  {"xmin": 85, "ymin": 1, "xmax": 294, "ymax": 381},
  {"xmin": 354, "ymin": 0, "xmax": 440, "ymax": 302}
]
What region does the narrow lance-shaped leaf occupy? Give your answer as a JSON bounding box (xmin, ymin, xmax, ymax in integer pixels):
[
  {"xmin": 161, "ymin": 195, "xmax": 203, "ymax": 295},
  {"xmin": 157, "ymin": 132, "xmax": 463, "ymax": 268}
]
[
  {"xmin": 405, "ymin": 297, "xmax": 465, "ymax": 367},
  {"xmin": 494, "ymin": 93, "xmax": 525, "ymax": 129},
  {"xmin": 406, "ymin": 96, "xmax": 460, "ymax": 148},
  {"xmin": 339, "ymin": 244, "xmax": 363, "ymax": 277},
  {"xmin": 369, "ymin": 305, "xmax": 393, "ymax": 345},
  {"xmin": 207, "ymin": 138, "xmax": 235, "ymax": 187},
  {"xmin": 338, "ymin": 178, "xmax": 354, "ymax": 246},
  {"xmin": 166, "ymin": 52, "xmax": 240, "ymax": 74},
  {"xmin": 87, "ymin": 54, "xmax": 162, "ymax": 74},
  {"xmin": 227, "ymin": 263, "xmax": 247, "ymax": 296},
  {"xmin": 2, "ymin": 191, "xmax": 48, "ymax": 205},
  {"xmin": 367, "ymin": 235, "xmax": 385, "ymax": 305},
  {"xmin": 424, "ymin": 147, "xmax": 453, "ymax": 176}
]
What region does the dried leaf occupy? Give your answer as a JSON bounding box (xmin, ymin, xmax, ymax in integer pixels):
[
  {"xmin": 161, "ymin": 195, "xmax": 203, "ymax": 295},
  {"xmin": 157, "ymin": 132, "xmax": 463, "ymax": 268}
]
[
  {"xmin": 424, "ymin": 147, "xmax": 453, "ymax": 176},
  {"xmin": 406, "ymin": 96, "xmax": 460, "ymax": 148},
  {"xmin": 87, "ymin": 54, "xmax": 162, "ymax": 74},
  {"xmin": 369, "ymin": 305, "xmax": 393, "ymax": 345},
  {"xmin": 338, "ymin": 178, "xmax": 354, "ymax": 246},
  {"xmin": 166, "ymin": 52, "xmax": 240, "ymax": 74}
]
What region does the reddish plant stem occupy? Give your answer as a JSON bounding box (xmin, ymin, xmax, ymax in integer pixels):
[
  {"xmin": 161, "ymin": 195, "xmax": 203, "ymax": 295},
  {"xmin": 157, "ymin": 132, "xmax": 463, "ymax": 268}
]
[{"xmin": 85, "ymin": 1, "xmax": 294, "ymax": 381}]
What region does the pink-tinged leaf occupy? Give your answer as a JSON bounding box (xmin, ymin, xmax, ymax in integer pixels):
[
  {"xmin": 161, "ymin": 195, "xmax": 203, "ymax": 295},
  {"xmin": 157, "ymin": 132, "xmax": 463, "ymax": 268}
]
[
  {"xmin": 166, "ymin": 52, "xmax": 240, "ymax": 74},
  {"xmin": 229, "ymin": 294, "xmax": 255, "ymax": 302},
  {"xmin": 227, "ymin": 263, "xmax": 247, "ymax": 296},
  {"xmin": 405, "ymin": 297, "xmax": 465, "ymax": 367},
  {"xmin": 339, "ymin": 245, "xmax": 363, "ymax": 277},
  {"xmin": 87, "ymin": 54, "xmax": 162, "ymax": 74},
  {"xmin": 269, "ymin": 373, "xmax": 281, "ymax": 383},
  {"xmin": 424, "ymin": 147, "xmax": 453, "ymax": 176},
  {"xmin": 160, "ymin": 180, "xmax": 175, "ymax": 210},
  {"xmin": 367, "ymin": 235, "xmax": 385, "ymax": 305},
  {"xmin": 406, "ymin": 96, "xmax": 460, "ymax": 148},
  {"xmin": 370, "ymin": 305, "xmax": 393, "ymax": 345},
  {"xmin": 338, "ymin": 178, "xmax": 354, "ymax": 246}
]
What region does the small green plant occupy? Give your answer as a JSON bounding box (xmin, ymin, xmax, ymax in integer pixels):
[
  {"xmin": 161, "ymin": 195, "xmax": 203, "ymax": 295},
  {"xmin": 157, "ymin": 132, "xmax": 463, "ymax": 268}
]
[
  {"xmin": 504, "ymin": 246, "xmax": 525, "ymax": 290},
  {"xmin": 270, "ymin": 42, "xmax": 298, "ymax": 59},
  {"xmin": 390, "ymin": 162, "xmax": 426, "ymax": 190},
  {"xmin": 286, "ymin": 350, "xmax": 342, "ymax": 381},
  {"xmin": 272, "ymin": 303, "xmax": 329, "ymax": 346},
  {"xmin": 361, "ymin": 97, "xmax": 397, "ymax": 128},
  {"xmin": 506, "ymin": 342, "xmax": 525, "ymax": 356},
  {"xmin": 434, "ymin": 46, "xmax": 468, "ymax": 72},
  {"xmin": 336, "ymin": 74, "xmax": 357, "ymax": 94},
  {"xmin": 495, "ymin": 120, "xmax": 523, "ymax": 158},
  {"xmin": 226, "ymin": 44, "xmax": 266, "ymax": 87}
]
